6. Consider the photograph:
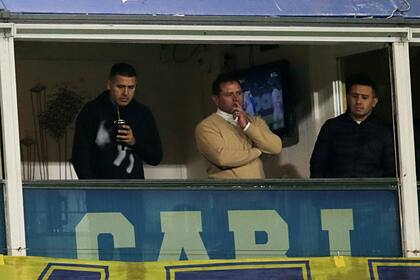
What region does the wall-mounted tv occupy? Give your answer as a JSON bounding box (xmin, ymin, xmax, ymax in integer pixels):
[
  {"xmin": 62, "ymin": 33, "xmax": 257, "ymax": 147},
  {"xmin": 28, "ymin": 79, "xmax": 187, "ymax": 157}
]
[{"xmin": 228, "ymin": 60, "xmax": 298, "ymax": 147}]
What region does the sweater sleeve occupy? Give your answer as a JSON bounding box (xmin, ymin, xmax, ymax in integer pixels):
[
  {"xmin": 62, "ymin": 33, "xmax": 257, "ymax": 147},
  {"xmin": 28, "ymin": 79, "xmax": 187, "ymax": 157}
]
[
  {"xmin": 244, "ymin": 117, "xmax": 282, "ymax": 155},
  {"xmin": 195, "ymin": 121, "xmax": 262, "ymax": 168},
  {"xmin": 131, "ymin": 109, "xmax": 163, "ymax": 166},
  {"xmin": 310, "ymin": 122, "xmax": 330, "ymax": 178},
  {"xmin": 71, "ymin": 105, "xmax": 96, "ymax": 179}
]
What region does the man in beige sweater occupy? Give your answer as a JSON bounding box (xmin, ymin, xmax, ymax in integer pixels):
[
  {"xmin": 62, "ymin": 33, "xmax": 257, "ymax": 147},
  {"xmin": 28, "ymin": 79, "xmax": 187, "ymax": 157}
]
[{"xmin": 195, "ymin": 74, "xmax": 282, "ymax": 179}]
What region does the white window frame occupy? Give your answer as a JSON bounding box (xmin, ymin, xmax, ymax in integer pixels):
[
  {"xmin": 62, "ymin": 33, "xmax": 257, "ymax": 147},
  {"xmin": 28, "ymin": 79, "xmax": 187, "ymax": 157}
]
[{"xmin": 0, "ymin": 22, "xmax": 418, "ymax": 257}]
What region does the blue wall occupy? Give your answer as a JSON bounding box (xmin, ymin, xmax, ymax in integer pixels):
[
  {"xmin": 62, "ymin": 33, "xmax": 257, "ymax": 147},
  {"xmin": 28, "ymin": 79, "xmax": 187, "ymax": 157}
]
[{"xmin": 23, "ymin": 188, "xmax": 401, "ymax": 261}]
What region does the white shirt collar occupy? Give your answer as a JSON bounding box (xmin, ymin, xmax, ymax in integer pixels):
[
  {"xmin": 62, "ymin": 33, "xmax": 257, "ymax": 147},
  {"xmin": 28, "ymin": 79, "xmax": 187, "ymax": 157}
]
[{"xmin": 216, "ymin": 108, "xmax": 238, "ymax": 126}]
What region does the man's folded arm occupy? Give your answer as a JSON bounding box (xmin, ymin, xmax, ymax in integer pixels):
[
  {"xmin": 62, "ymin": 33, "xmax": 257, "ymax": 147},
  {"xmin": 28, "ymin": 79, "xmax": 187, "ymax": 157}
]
[
  {"xmin": 195, "ymin": 124, "xmax": 261, "ymax": 168},
  {"xmin": 244, "ymin": 117, "xmax": 282, "ymax": 154}
]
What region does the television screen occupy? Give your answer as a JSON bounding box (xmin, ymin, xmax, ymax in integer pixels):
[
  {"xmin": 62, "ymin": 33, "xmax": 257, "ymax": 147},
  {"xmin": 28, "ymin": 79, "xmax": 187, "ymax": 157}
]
[{"xmin": 228, "ymin": 60, "xmax": 298, "ymax": 146}]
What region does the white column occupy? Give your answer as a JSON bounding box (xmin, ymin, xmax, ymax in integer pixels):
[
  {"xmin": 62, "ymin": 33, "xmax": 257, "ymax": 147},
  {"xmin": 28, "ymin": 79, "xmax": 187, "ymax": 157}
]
[
  {"xmin": 0, "ymin": 25, "xmax": 26, "ymax": 256},
  {"xmin": 392, "ymin": 41, "xmax": 420, "ymax": 257}
]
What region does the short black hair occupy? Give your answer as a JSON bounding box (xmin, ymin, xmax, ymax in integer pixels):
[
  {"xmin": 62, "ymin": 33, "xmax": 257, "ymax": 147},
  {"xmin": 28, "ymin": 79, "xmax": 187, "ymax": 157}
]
[
  {"xmin": 109, "ymin": 63, "xmax": 137, "ymax": 79},
  {"xmin": 212, "ymin": 73, "xmax": 241, "ymax": 96},
  {"xmin": 345, "ymin": 74, "xmax": 377, "ymax": 96}
]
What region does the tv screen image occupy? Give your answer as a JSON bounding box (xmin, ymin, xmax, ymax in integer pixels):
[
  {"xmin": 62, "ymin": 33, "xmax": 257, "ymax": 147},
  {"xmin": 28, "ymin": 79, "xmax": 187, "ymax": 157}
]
[
  {"xmin": 228, "ymin": 61, "xmax": 298, "ymax": 146},
  {"xmin": 240, "ymin": 71, "xmax": 285, "ymax": 131}
]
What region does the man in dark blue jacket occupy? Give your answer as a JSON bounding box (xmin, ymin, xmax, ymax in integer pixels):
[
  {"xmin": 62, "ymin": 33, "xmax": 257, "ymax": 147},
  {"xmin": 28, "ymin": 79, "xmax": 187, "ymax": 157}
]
[
  {"xmin": 72, "ymin": 63, "xmax": 162, "ymax": 179},
  {"xmin": 310, "ymin": 75, "xmax": 395, "ymax": 178}
]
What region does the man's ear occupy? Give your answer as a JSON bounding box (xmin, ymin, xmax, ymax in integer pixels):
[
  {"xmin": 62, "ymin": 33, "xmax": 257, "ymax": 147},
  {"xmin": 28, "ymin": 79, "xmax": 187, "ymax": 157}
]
[
  {"xmin": 212, "ymin": 95, "xmax": 219, "ymax": 107},
  {"xmin": 372, "ymin": 96, "xmax": 378, "ymax": 108},
  {"xmin": 106, "ymin": 80, "xmax": 111, "ymax": 90}
]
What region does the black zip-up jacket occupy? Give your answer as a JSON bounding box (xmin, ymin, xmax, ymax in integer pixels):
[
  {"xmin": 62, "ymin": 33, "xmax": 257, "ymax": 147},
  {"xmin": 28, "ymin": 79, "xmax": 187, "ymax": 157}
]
[
  {"xmin": 310, "ymin": 112, "xmax": 395, "ymax": 178},
  {"xmin": 72, "ymin": 91, "xmax": 163, "ymax": 179}
]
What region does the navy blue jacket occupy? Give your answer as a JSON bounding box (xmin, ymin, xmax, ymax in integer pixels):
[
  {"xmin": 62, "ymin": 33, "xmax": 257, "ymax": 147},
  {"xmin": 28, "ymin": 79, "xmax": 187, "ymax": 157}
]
[
  {"xmin": 72, "ymin": 91, "xmax": 162, "ymax": 179},
  {"xmin": 310, "ymin": 112, "xmax": 395, "ymax": 178}
]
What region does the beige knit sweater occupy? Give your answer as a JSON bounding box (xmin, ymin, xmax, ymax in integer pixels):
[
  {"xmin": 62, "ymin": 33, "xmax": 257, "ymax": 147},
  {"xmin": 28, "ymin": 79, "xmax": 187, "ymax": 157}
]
[{"xmin": 195, "ymin": 113, "xmax": 282, "ymax": 179}]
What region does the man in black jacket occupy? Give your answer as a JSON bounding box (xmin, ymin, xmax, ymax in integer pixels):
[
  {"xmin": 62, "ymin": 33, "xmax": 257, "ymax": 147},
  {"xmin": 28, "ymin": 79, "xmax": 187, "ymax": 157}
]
[
  {"xmin": 310, "ymin": 75, "xmax": 395, "ymax": 178},
  {"xmin": 72, "ymin": 63, "xmax": 162, "ymax": 179}
]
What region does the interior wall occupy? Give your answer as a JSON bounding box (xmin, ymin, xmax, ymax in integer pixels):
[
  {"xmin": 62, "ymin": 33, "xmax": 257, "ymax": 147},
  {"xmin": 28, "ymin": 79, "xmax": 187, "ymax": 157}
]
[{"xmin": 14, "ymin": 41, "xmax": 388, "ymax": 180}]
